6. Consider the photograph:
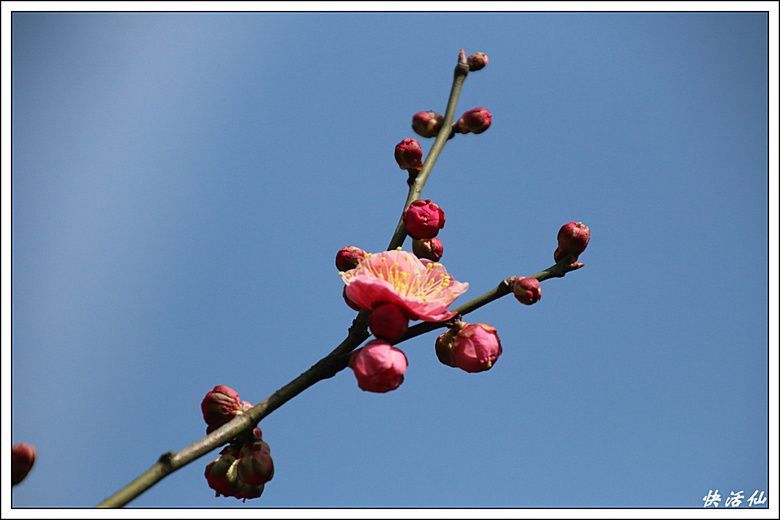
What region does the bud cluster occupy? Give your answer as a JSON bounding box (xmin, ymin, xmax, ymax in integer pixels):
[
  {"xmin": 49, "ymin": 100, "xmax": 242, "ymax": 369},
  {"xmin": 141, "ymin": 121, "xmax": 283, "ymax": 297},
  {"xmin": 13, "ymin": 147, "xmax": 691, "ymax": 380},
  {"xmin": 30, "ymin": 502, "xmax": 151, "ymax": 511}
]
[
  {"xmin": 201, "ymin": 386, "xmax": 275, "ymax": 501},
  {"xmin": 204, "ymin": 427, "xmax": 275, "ymax": 501}
]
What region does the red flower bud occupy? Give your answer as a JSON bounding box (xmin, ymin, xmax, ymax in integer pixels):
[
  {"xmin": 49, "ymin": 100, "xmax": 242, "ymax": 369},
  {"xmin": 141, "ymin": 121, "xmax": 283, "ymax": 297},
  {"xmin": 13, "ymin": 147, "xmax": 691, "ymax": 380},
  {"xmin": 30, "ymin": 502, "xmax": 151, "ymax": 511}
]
[
  {"xmin": 467, "ymin": 52, "xmax": 489, "ymax": 71},
  {"xmin": 511, "ymin": 277, "xmax": 541, "ymax": 305},
  {"xmin": 238, "ymin": 437, "xmax": 275, "ymax": 487},
  {"xmin": 204, "ymin": 445, "xmax": 240, "ymax": 498},
  {"xmin": 434, "ymin": 322, "xmax": 467, "ymax": 368},
  {"xmin": 402, "ymin": 199, "xmax": 446, "ymax": 239},
  {"xmin": 394, "ymin": 138, "xmax": 423, "ymax": 171},
  {"xmin": 412, "ymin": 110, "xmax": 444, "ymax": 138},
  {"xmin": 412, "ymin": 237, "xmax": 444, "ymax": 262},
  {"xmin": 336, "ymin": 246, "xmax": 367, "ymax": 272},
  {"xmin": 368, "ymin": 302, "xmax": 409, "ymax": 341},
  {"xmin": 455, "ymin": 107, "xmax": 492, "ymax": 134},
  {"xmin": 233, "ymin": 481, "xmax": 265, "ymax": 501},
  {"xmin": 450, "ymin": 323, "xmax": 503, "ymax": 373},
  {"xmin": 11, "ymin": 443, "xmax": 36, "ymax": 486},
  {"xmin": 555, "ymin": 222, "xmax": 590, "ymax": 263},
  {"xmin": 202, "ymin": 385, "xmax": 244, "ymax": 434},
  {"xmin": 349, "ymin": 340, "xmax": 408, "ymax": 393}
]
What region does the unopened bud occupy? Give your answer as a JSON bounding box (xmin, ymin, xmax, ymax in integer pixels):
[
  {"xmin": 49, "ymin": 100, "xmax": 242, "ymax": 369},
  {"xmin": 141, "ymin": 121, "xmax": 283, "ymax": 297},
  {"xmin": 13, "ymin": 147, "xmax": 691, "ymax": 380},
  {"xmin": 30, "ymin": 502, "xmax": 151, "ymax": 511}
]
[
  {"xmin": 238, "ymin": 437, "xmax": 275, "ymax": 486},
  {"xmin": 450, "ymin": 323, "xmax": 503, "ymax": 373},
  {"xmin": 11, "ymin": 443, "xmax": 36, "ymax": 486},
  {"xmin": 467, "ymin": 52, "xmax": 489, "ymax": 71},
  {"xmin": 402, "ymin": 199, "xmax": 446, "ymax": 239},
  {"xmin": 204, "ymin": 445, "xmax": 240, "ymax": 498},
  {"xmin": 233, "ymin": 481, "xmax": 265, "ymax": 501},
  {"xmin": 394, "ymin": 138, "xmax": 423, "ymax": 170},
  {"xmin": 555, "ymin": 222, "xmax": 590, "ymax": 263},
  {"xmin": 511, "ymin": 277, "xmax": 541, "ymax": 305},
  {"xmin": 368, "ymin": 302, "xmax": 409, "ymax": 341},
  {"xmin": 349, "ymin": 340, "xmax": 408, "ymax": 393},
  {"xmin": 336, "ymin": 246, "xmax": 367, "ymax": 272},
  {"xmin": 434, "ymin": 321, "xmax": 467, "ymax": 368},
  {"xmin": 412, "ymin": 110, "xmax": 444, "ymax": 138},
  {"xmin": 412, "ymin": 237, "xmax": 444, "ymax": 262},
  {"xmin": 202, "ymin": 385, "xmax": 244, "ymax": 434},
  {"xmin": 454, "ymin": 107, "xmax": 492, "ymax": 134}
]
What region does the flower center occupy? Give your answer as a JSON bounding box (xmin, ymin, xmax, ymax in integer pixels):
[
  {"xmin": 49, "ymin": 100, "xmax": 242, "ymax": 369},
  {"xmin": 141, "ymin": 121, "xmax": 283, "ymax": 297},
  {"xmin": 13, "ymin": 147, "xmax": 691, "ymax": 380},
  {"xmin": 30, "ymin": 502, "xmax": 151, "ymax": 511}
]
[{"xmin": 362, "ymin": 252, "xmax": 455, "ymax": 302}]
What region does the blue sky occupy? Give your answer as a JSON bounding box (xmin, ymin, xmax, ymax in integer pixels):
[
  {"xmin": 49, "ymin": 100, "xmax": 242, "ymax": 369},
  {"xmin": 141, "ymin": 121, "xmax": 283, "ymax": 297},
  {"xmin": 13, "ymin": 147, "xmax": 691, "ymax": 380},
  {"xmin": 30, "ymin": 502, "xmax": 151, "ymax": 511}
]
[{"xmin": 6, "ymin": 8, "xmax": 775, "ymax": 511}]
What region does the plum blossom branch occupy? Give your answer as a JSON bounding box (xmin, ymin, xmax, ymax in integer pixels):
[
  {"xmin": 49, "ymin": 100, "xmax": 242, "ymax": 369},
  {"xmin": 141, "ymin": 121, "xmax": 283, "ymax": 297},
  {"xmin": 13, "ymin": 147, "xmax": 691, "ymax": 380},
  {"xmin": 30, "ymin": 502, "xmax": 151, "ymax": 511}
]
[
  {"xmin": 387, "ymin": 49, "xmax": 470, "ymax": 251},
  {"xmin": 96, "ymin": 311, "xmax": 371, "ymax": 508},
  {"xmin": 96, "ymin": 50, "xmax": 474, "ymax": 509},
  {"xmin": 94, "ymin": 49, "xmax": 587, "ymax": 509},
  {"xmin": 394, "ymin": 253, "xmax": 586, "ymax": 344}
]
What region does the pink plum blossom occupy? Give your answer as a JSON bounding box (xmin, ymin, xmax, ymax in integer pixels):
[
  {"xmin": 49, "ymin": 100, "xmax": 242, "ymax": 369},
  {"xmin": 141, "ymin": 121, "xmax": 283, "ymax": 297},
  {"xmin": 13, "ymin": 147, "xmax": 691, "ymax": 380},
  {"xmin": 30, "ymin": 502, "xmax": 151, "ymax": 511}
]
[
  {"xmin": 341, "ymin": 249, "xmax": 468, "ymax": 322},
  {"xmin": 349, "ymin": 340, "xmax": 408, "ymax": 393}
]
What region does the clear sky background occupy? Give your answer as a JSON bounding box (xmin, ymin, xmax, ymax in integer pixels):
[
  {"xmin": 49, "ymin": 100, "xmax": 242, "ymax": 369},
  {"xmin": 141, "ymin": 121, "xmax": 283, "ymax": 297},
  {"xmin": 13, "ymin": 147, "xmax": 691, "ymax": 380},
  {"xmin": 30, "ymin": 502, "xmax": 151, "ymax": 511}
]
[{"xmin": 6, "ymin": 7, "xmax": 774, "ymax": 511}]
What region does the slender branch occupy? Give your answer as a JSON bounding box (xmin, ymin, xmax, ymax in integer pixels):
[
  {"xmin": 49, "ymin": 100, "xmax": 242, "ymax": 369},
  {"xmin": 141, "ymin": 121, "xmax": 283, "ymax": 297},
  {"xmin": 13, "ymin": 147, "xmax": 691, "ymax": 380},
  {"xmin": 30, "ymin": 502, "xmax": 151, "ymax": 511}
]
[
  {"xmin": 95, "ymin": 49, "xmax": 576, "ymax": 509},
  {"xmin": 387, "ymin": 49, "xmax": 470, "ymax": 251},
  {"xmin": 96, "ymin": 310, "xmax": 371, "ymax": 508},
  {"xmin": 96, "ymin": 251, "xmax": 585, "ymax": 507},
  {"xmin": 96, "ymin": 51, "xmax": 473, "ymax": 509},
  {"xmin": 397, "ymin": 255, "xmax": 585, "ymax": 342}
]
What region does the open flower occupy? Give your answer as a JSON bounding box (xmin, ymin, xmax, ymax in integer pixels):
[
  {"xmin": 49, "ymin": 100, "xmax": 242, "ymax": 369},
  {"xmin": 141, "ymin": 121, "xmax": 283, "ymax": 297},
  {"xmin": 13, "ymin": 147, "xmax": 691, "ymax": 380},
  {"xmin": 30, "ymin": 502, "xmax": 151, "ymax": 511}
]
[{"xmin": 341, "ymin": 249, "xmax": 468, "ymax": 322}]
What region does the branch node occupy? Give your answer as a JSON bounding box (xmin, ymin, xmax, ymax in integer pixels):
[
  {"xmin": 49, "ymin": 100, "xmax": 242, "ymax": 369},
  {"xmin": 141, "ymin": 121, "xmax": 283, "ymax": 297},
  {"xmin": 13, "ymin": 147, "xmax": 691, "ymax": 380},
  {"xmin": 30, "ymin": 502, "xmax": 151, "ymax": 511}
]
[{"xmin": 157, "ymin": 452, "xmax": 174, "ymax": 471}]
